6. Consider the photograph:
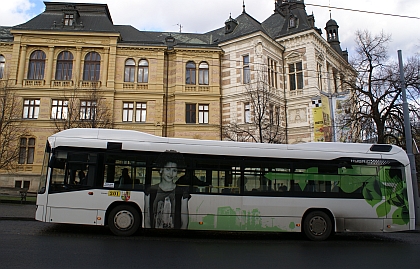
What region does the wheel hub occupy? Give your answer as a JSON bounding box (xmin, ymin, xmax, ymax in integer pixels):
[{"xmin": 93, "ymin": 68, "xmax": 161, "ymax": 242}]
[
  {"xmin": 309, "ymin": 216, "xmax": 327, "ymax": 235},
  {"xmin": 114, "ymin": 210, "xmax": 134, "ymax": 230}
]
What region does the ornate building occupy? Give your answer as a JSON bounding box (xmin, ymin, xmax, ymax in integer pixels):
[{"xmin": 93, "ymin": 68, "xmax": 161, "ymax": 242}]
[{"xmin": 0, "ymin": 0, "xmax": 354, "ymax": 190}]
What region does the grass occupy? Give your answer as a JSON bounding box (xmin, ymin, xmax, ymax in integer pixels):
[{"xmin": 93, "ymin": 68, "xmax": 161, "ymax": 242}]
[{"xmin": 0, "ymin": 195, "xmax": 37, "ymax": 202}]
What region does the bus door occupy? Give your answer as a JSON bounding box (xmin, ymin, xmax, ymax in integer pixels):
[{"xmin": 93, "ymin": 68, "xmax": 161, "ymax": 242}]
[
  {"xmin": 45, "ymin": 151, "xmax": 101, "ymax": 225},
  {"xmin": 381, "ymin": 166, "xmax": 410, "ymax": 231}
]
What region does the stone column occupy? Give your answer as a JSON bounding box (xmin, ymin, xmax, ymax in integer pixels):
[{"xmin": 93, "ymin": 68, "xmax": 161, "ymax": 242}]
[
  {"xmin": 45, "ymin": 46, "xmax": 55, "ymax": 86},
  {"xmin": 17, "ymin": 45, "xmax": 27, "ymax": 86}
]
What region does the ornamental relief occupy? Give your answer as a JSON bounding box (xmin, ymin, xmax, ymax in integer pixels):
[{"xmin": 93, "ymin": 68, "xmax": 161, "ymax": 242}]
[{"xmin": 288, "ymin": 108, "xmax": 307, "ymax": 124}]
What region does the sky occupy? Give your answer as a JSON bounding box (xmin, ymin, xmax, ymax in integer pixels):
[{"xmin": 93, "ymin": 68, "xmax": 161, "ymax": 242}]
[{"xmin": 1, "ymin": 0, "xmax": 419, "ymax": 61}]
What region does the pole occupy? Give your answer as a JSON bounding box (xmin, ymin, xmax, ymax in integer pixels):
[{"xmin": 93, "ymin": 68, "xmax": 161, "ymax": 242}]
[{"xmin": 398, "ymin": 50, "xmax": 419, "ymax": 228}]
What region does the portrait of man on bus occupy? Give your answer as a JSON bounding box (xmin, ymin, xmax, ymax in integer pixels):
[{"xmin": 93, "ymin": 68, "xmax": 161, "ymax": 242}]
[{"xmin": 144, "ymin": 150, "xmax": 190, "ymax": 229}]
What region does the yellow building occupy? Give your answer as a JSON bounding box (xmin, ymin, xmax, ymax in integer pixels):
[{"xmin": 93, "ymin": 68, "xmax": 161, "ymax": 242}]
[
  {"xmin": 0, "ymin": 2, "xmax": 222, "ymax": 191},
  {"xmin": 0, "ymin": 1, "xmax": 354, "ymax": 191}
]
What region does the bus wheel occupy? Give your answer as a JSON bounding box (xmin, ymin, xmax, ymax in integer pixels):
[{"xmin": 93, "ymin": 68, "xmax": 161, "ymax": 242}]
[
  {"xmin": 108, "ymin": 205, "xmax": 140, "ymax": 236},
  {"xmin": 303, "ymin": 211, "xmax": 332, "ymax": 241}
]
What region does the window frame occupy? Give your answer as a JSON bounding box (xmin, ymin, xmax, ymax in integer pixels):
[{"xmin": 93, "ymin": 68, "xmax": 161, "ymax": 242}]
[
  {"xmin": 122, "ymin": 102, "xmax": 134, "ymax": 122},
  {"xmin": 55, "ymin": 51, "xmax": 74, "ymax": 81},
  {"xmin": 23, "ymin": 99, "xmax": 40, "ymax": 119},
  {"xmin": 244, "ymin": 102, "xmax": 251, "ymax": 123},
  {"xmin": 288, "ymin": 61, "xmax": 303, "ymax": 91},
  {"xmin": 83, "ymin": 52, "xmax": 101, "ymax": 81},
  {"xmin": 138, "ymin": 59, "xmax": 149, "ymax": 83},
  {"xmin": 51, "ymin": 99, "xmax": 69, "ymax": 120},
  {"xmin": 79, "ymin": 100, "xmax": 97, "ymax": 120},
  {"xmin": 198, "ymin": 62, "xmax": 209, "ymax": 85},
  {"xmin": 0, "ymin": 54, "xmax": 5, "ymax": 79},
  {"xmin": 243, "ymin": 55, "xmax": 250, "ymax": 84},
  {"xmin": 28, "ymin": 50, "xmax": 46, "ymax": 80},
  {"xmin": 186, "ymin": 61, "xmax": 196, "ymax": 85},
  {"xmin": 198, "ymin": 104, "xmax": 209, "ymax": 124},
  {"xmin": 18, "ymin": 137, "xmax": 35, "ymax": 164},
  {"xmin": 186, "ymin": 103, "xmax": 196, "ymax": 124},
  {"xmin": 135, "ymin": 102, "xmax": 147, "ymax": 122},
  {"xmin": 124, "ymin": 59, "xmax": 136, "ymax": 82}
]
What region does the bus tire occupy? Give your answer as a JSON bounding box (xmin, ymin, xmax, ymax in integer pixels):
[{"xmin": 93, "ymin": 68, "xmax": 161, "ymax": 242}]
[
  {"xmin": 108, "ymin": 205, "xmax": 141, "ymax": 236},
  {"xmin": 303, "ymin": 211, "xmax": 332, "ymax": 241}
]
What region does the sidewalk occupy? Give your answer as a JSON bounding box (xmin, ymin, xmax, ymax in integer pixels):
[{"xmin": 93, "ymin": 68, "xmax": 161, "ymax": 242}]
[{"xmin": 0, "ymin": 202, "xmax": 36, "ymax": 221}]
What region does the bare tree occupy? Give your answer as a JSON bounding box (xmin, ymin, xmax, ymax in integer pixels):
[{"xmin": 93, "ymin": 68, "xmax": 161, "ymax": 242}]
[
  {"xmin": 0, "ymin": 81, "xmax": 27, "ymax": 170},
  {"xmin": 342, "ymin": 30, "xmax": 420, "ymax": 145},
  {"xmin": 223, "ymin": 69, "xmax": 286, "ymax": 143},
  {"xmin": 53, "ymin": 86, "xmax": 113, "ymax": 132}
]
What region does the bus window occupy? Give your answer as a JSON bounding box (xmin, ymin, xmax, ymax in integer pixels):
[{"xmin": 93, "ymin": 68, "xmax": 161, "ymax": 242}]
[
  {"xmin": 48, "ymin": 151, "xmax": 96, "ymax": 193},
  {"xmin": 104, "ymin": 154, "xmax": 147, "ymax": 190}
]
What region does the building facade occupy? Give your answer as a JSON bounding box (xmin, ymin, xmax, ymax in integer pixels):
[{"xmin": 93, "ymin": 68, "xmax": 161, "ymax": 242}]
[{"xmin": 0, "ymin": 0, "xmax": 354, "ymax": 191}]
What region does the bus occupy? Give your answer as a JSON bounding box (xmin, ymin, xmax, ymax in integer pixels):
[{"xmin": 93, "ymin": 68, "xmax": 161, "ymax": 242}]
[{"xmin": 36, "ymin": 128, "xmax": 416, "ymax": 240}]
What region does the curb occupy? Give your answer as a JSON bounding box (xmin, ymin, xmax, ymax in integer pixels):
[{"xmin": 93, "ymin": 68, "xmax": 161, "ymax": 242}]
[
  {"xmin": 0, "ymin": 200, "xmax": 36, "ymax": 205},
  {"xmin": 0, "ymin": 217, "xmax": 35, "ymax": 221}
]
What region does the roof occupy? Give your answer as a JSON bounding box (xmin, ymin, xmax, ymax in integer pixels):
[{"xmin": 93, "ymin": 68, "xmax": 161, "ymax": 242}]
[
  {"xmin": 12, "ymin": 2, "xmax": 118, "ymax": 33},
  {"xmin": 0, "ymin": 27, "xmax": 13, "ymax": 42},
  {"xmin": 206, "ymin": 12, "xmax": 270, "ymax": 44},
  {"xmin": 49, "ymin": 128, "xmax": 408, "ymax": 165}
]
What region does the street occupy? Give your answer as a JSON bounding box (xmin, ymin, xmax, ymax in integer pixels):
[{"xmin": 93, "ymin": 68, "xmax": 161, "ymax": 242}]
[{"xmin": 1, "ymin": 220, "xmax": 420, "ymax": 269}]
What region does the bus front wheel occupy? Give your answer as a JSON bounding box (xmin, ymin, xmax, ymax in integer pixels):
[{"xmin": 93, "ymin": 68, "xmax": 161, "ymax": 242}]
[
  {"xmin": 108, "ymin": 205, "xmax": 141, "ymax": 236},
  {"xmin": 303, "ymin": 211, "xmax": 332, "ymax": 241}
]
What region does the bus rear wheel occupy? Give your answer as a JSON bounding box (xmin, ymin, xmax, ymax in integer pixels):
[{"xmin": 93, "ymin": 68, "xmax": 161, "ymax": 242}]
[
  {"xmin": 303, "ymin": 211, "xmax": 332, "ymax": 241},
  {"xmin": 108, "ymin": 205, "xmax": 140, "ymax": 236}
]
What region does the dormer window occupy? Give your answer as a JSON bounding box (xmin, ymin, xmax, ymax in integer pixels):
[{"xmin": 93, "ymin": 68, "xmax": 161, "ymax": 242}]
[
  {"xmin": 64, "ymin": 14, "xmax": 74, "ymax": 26},
  {"xmin": 289, "ymin": 15, "xmax": 298, "ymax": 28}
]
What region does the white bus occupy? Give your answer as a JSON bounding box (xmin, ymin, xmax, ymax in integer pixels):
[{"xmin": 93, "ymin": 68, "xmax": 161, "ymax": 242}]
[{"xmin": 36, "ymin": 128, "xmax": 416, "ymax": 240}]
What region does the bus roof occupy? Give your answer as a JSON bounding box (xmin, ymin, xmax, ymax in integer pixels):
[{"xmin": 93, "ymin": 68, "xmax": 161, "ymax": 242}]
[{"xmin": 49, "ymin": 128, "xmax": 409, "ymax": 164}]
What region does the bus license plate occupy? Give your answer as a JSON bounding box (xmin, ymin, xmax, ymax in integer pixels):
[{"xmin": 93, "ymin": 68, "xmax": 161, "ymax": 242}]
[{"xmin": 108, "ymin": 190, "xmax": 121, "ymax": 197}]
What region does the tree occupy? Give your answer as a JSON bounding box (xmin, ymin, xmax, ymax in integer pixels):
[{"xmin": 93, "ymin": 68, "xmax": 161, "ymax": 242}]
[
  {"xmin": 0, "ymin": 81, "xmax": 27, "ymax": 170},
  {"xmin": 53, "ymin": 86, "xmax": 113, "ymax": 131},
  {"xmin": 342, "ymin": 30, "xmax": 420, "ymax": 145},
  {"xmin": 222, "ymin": 69, "xmax": 286, "ymax": 143}
]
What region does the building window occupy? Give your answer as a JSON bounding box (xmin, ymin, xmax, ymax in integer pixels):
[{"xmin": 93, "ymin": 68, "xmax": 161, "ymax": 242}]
[
  {"xmin": 243, "ymin": 55, "xmax": 250, "ymax": 84},
  {"xmin": 83, "ymin": 52, "xmax": 101, "ymax": 81},
  {"xmin": 268, "ymin": 58, "xmax": 278, "ymax": 88},
  {"xmin": 198, "ymin": 104, "xmax": 209, "ymax": 124},
  {"xmin": 51, "ymin": 99, "xmax": 68, "ymax": 119},
  {"xmin": 28, "ymin": 50, "xmax": 46, "ymax": 80},
  {"xmin": 64, "ymin": 14, "xmax": 74, "ymax": 26},
  {"xmin": 122, "ymin": 102, "xmax": 147, "ymax": 122},
  {"xmin": 55, "ymin": 51, "xmax": 73, "ymax": 80},
  {"xmin": 79, "ymin": 100, "xmax": 96, "ymax": 120},
  {"xmin": 186, "ymin": 61, "xmax": 196, "ymax": 85},
  {"xmin": 244, "ymin": 102, "xmax": 251, "ymax": 123},
  {"xmin": 186, "ymin": 104, "xmax": 196, "ymax": 123},
  {"xmin": 289, "ymin": 62, "xmax": 303, "ymax": 90},
  {"xmin": 317, "ymin": 62, "xmax": 323, "ymax": 91},
  {"xmin": 0, "ymin": 55, "xmax": 5, "ymax": 79},
  {"xmin": 23, "ymin": 99, "xmax": 40, "ymax": 119},
  {"xmin": 18, "ymin": 137, "xmax": 35, "ymax": 164},
  {"xmin": 124, "ymin": 59, "xmax": 135, "ymax": 82},
  {"xmin": 138, "ymin": 59, "xmax": 149, "ymax": 83},
  {"xmin": 275, "ymin": 107, "xmax": 281, "ymax": 125},
  {"xmin": 269, "ymin": 105, "xmax": 274, "ymax": 124},
  {"xmin": 122, "ymin": 102, "xmax": 134, "ymax": 122},
  {"xmin": 289, "ymin": 15, "xmax": 297, "ymax": 28},
  {"xmin": 136, "ymin": 102, "xmax": 147, "ymax": 122},
  {"xmin": 198, "ymin": 62, "xmax": 209, "ymax": 85}
]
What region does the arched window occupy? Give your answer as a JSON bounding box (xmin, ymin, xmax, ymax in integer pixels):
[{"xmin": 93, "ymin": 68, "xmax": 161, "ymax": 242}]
[
  {"xmin": 28, "ymin": 50, "xmax": 46, "ymax": 80},
  {"xmin": 138, "ymin": 59, "xmax": 149, "ymax": 83},
  {"xmin": 186, "ymin": 61, "xmax": 196, "ymax": 85},
  {"xmin": 55, "ymin": 51, "xmax": 73, "ymax": 80},
  {"xmin": 83, "ymin": 52, "xmax": 101, "ymax": 81},
  {"xmin": 198, "ymin": 62, "xmax": 209, "ymax": 85},
  {"xmin": 124, "ymin": 59, "xmax": 135, "ymax": 82},
  {"xmin": 0, "ymin": 55, "xmax": 5, "ymax": 79}
]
